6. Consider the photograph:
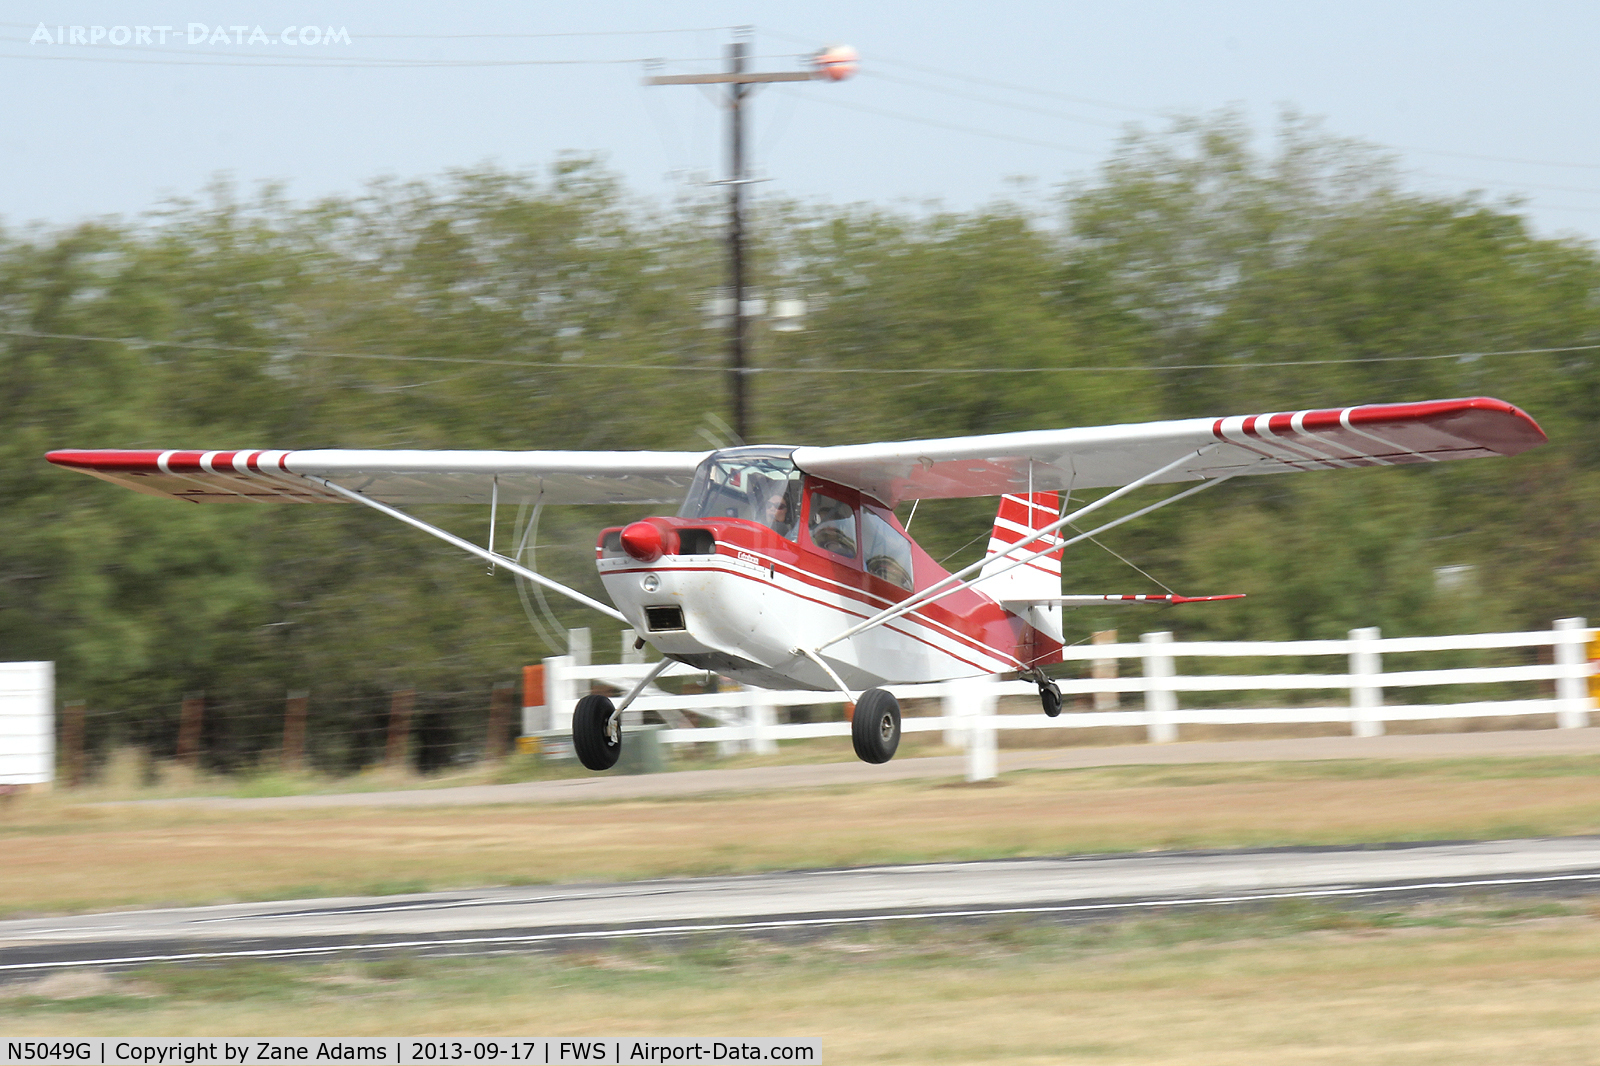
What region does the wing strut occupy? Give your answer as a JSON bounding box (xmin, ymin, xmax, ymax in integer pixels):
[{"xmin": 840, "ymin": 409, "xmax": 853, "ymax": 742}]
[
  {"xmin": 810, "ymin": 445, "xmax": 1226, "ymax": 655},
  {"xmin": 307, "ymin": 476, "xmax": 628, "ymax": 624},
  {"xmin": 809, "ymin": 447, "xmax": 1254, "ymax": 659}
]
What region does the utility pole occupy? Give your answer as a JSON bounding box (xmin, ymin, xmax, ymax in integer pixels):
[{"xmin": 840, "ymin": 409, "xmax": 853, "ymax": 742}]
[{"xmin": 646, "ymin": 35, "xmax": 855, "ymax": 443}]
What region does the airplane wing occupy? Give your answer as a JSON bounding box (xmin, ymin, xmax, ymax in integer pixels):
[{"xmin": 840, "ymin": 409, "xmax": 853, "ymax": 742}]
[
  {"xmin": 1002, "ymin": 594, "xmax": 1247, "ymax": 607},
  {"xmin": 791, "ymin": 397, "xmax": 1545, "ymax": 505},
  {"xmin": 43, "ymin": 448, "xmax": 709, "ymax": 506}
]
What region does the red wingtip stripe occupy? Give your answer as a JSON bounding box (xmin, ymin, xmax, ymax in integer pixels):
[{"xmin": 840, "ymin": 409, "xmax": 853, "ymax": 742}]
[
  {"xmin": 47, "ymin": 449, "xmax": 171, "ymax": 471},
  {"xmin": 46, "ymin": 448, "xmax": 288, "ymax": 473},
  {"xmin": 1214, "ymin": 397, "xmax": 1545, "ymax": 463}
]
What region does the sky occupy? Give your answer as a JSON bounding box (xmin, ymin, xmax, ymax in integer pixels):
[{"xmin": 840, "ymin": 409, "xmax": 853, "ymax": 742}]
[{"xmin": 5, "ymin": 1, "xmax": 1600, "ymax": 241}]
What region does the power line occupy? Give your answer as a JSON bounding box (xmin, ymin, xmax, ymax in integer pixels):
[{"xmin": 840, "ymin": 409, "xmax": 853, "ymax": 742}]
[
  {"xmin": 0, "ymin": 48, "xmax": 674, "ymax": 69},
  {"xmin": 778, "ymin": 88, "xmax": 1099, "ymax": 156},
  {"xmin": 0, "ymin": 32, "xmax": 791, "ymax": 70},
  {"xmin": 5, "ymin": 328, "xmax": 1596, "ymax": 375},
  {"xmin": 759, "ymin": 25, "xmax": 1161, "ymax": 118},
  {"xmin": 361, "ymin": 28, "xmax": 736, "ymax": 40},
  {"xmin": 0, "ymin": 20, "xmax": 736, "ymax": 41},
  {"xmin": 18, "ymin": 19, "xmax": 1600, "ymax": 179},
  {"xmin": 1418, "ymin": 170, "xmax": 1600, "ymax": 198},
  {"xmin": 861, "ymin": 70, "xmax": 1125, "ymax": 131},
  {"xmin": 762, "ymin": 24, "xmax": 1600, "ymax": 183},
  {"xmin": 0, "ymin": 33, "xmax": 761, "ymax": 69}
]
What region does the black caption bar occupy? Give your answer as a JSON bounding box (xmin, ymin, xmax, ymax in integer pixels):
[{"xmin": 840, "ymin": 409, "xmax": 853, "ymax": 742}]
[{"xmin": 2, "ymin": 1041, "xmax": 820, "ymax": 1065}]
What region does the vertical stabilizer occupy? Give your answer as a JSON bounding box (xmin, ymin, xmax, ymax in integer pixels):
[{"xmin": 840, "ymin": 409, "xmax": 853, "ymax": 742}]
[{"xmin": 980, "ymin": 492, "xmax": 1064, "ymax": 644}]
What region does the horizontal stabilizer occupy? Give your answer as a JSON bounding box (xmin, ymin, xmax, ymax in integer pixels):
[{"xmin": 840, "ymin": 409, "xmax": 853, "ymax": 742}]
[{"xmin": 1003, "ymin": 594, "xmax": 1247, "ymax": 608}]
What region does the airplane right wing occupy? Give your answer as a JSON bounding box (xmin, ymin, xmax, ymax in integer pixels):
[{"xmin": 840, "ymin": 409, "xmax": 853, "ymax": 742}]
[{"xmin": 43, "ymin": 448, "xmax": 709, "ymax": 506}]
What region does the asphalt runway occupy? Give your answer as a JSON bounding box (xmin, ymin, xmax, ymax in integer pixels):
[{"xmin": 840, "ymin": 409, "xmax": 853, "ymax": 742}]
[{"xmin": 6, "ymin": 837, "xmax": 1600, "ymax": 978}]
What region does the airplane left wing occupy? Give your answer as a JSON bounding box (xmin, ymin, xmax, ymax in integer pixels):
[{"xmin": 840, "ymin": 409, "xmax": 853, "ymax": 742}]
[
  {"xmin": 1002, "ymin": 594, "xmax": 1246, "ymax": 607},
  {"xmin": 44, "ymin": 448, "xmax": 709, "ymax": 506},
  {"xmin": 791, "ymin": 397, "xmax": 1545, "ymax": 506}
]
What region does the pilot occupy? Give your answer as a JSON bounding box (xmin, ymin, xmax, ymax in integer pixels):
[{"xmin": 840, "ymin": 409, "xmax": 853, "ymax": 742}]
[{"xmin": 764, "ymin": 488, "xmax": 797, "ymax": 539}]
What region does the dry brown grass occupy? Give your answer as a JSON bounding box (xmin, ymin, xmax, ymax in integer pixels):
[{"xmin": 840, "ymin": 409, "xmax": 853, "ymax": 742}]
[
  {"xmin": 5, "ymin": 758, "xmax": 1600, "ymax": 915},
  {"xmin": 4, "ymin": 908, "xmax": 1600, "ymax": 1063}
]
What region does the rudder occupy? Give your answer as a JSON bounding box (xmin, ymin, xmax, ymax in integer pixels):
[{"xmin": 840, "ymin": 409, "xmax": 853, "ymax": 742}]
[{"xmin": 980, "ymin": 492, "xmax": 1065, "ymax": 653}]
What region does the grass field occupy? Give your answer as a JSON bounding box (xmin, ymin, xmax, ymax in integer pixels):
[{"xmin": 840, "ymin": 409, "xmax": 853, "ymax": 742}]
[
  {"xmin": 5, "ymin": 755, "xmax": 1600, "ymax": 916},
  {"xmin": 4, "ymin": 900, "xmax": 1600, "ymax": 1063}
]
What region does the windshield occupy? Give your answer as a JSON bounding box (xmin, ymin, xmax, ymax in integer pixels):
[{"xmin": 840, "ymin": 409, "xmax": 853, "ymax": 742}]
[{"xmin": 678, "ymin": 449, "xmax": 802, "ymax": 540}]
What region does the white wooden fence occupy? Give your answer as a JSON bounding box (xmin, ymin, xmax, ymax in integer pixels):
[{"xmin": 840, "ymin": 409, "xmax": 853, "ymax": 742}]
[
  {"xmin": 525, "ymin": 619, "xmax": 1596, "ymax": 780},
  {"xmin": 0, "ymin": 661, "xmax": 54, "ymax": 787}
]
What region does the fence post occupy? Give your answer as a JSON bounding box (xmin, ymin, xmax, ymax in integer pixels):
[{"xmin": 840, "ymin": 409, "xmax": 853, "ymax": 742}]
[
  {"xmin": 750, "ymin": 701, "xmax": 778, "ymax": 755},
  {"xmin": 384, "ymin": 689, "xmax": 414, "ymax": 770},
  {"xmin": 176, "ymin": 692, "xmax": 204, "ymax": 769},
  {"xmin": 1554, "ymin": 617, "xmax": 1591, "ymax": 729},
  {"xmin": 60, "ymin": 700, "xmax": 85, "ymax": 787},
  {"xmin": 951, "ymin": 674, "xmax": 999, "ymax": 781},
  {"xmin": 716, "ymin": 678, "xmax": 746, "ymax": 756},
  {"xmin": 1347, "ymin": 627, "xmax": 1385, "ymax": 737},
  {"xmin": 547, "ymin": 655, "xmax": 578, "ymax": 733},
  {"xmin": 1141, "ymin": 632, "xmax": 1177, "ymax": 743},
  {"xmin": 487, "ymin": 682, "xmax": 514, "ymax": 761},
  {"xmin": 942, "ymin": 682, "xmax": 967, "ymax": 749},
  {"xmin": 567, "ymin": 627, "xmax": 591, "ymax": 669},
  {"xmin": 1092, "ymin": 629, "xmax": 1120, "ymax": 709},
  {"xmin": 281, "ymin": 689, "xmax": 309, "ymax": 771}
]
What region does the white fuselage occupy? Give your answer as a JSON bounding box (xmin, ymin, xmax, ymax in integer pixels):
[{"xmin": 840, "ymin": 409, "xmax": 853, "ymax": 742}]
[{"xmin": 598, "ymin": 545, "xmax": 1019, "ymax": 692}]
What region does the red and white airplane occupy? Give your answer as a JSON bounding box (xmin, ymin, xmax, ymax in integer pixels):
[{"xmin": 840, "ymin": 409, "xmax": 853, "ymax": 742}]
[{"xmin": 47, "ymin": 396, "xmax": 1544, "ymax": 770}]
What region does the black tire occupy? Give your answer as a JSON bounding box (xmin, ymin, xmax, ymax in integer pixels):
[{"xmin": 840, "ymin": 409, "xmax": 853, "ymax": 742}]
[
  {"xmin": 1041, "ymin": 683, "xmax": 1063, "ymax": 718},
  {"xmin": 573, "ymin": 693, "xmax": 620, "ymax": 771},
  {"xmin": 852, "ymin": 688, "xmax": 901, "ymax": 764}
]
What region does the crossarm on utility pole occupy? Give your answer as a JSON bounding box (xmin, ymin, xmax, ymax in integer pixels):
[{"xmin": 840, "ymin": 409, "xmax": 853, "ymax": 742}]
[
  {"xmin": 814, "ymin": 445, "xmax": 1224, "ymax": 653},
  {"xmin": 307, "ymin": 476, "xmax": 628, "ymax": 623}
]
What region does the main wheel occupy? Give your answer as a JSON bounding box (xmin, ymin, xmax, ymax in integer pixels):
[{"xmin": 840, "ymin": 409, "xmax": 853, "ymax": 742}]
[
  {"xmin": 1041, "ymin": 682, "xmax": 1063, "ymax": 718},
  {"xmin": 573, "ymin": 693, "xmax": 620, "ymax": 771},
  {"xmin": 852, "ymin": 688, "xmax": 901, "ymax": 764}
]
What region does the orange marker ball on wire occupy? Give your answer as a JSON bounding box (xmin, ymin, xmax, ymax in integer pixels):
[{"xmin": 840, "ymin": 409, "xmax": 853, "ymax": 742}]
[{"xmin": 813, "ymin": 44, "xmax": 858, "ymax": 81}]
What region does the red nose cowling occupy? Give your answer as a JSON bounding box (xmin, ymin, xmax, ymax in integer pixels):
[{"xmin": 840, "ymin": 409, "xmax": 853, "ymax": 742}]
[{"xmin": 620, "ymin": 521, "xmax": 665, "ymax": 562}]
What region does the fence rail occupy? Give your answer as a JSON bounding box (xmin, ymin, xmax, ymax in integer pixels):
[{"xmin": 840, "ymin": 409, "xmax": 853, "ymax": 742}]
[{"xmin": 532, "ymin": 618, "xmax": 1599, "ymax": 780}]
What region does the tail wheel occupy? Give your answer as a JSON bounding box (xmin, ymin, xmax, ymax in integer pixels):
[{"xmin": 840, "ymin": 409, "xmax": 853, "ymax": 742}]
[
  {"xmin": 573, "ymin": 693, "xmax": 620, "ymax": 771},
  {"xmin": 1041, "ymin": 682, "xmax": 1063, "ymax": 718},
  {"xmin": 852, "ymin": 688, "xmax": 901, "ymax": 764}
]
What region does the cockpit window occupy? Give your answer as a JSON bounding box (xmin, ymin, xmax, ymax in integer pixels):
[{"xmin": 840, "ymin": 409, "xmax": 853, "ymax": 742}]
[
  {"xmin": 808, "ymin": 490, "xmax": 858, "ymax": 559},
  {"xmin": 862, "ymin": 510, "xmax": 915, "ymax": 591},
  {"xmin": 678, "ymin": 451, "xmax": 801, "ymax": 541}
]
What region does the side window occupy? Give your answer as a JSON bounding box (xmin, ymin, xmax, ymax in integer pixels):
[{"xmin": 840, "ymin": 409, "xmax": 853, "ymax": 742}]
[
  {"xmin": 861, "ymin": 510, "xmax": 915, "ymax": 592},
  {"xmin": 808, "ymin": 491, "xmax": 858, "ymax": 559}
]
